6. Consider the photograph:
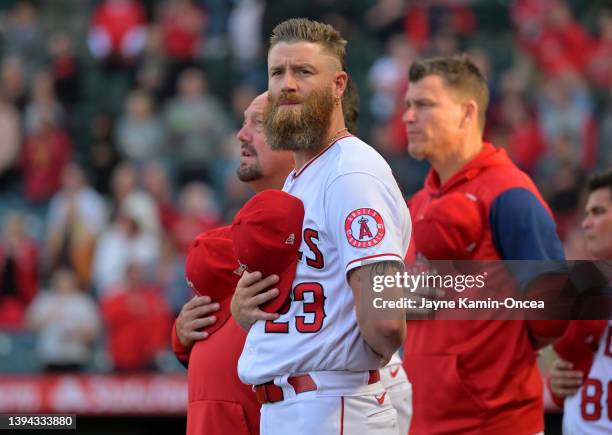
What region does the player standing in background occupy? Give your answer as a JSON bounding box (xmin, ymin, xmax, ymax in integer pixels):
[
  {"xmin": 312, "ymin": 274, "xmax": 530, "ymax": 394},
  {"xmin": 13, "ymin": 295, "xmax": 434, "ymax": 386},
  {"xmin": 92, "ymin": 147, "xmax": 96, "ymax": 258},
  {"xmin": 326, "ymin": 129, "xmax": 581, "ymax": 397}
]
[
  {"xmin": 402, "ymin": 56, "xmax": 567, "ymax": 434},
  {"xmin": 549, "ymin": 169, "xmax": 612, "ymax": 435},
  {"xmin": 172, "ymin": 92, "xmax": 294, "ymax": 435},
  {"xmin": 231, "ymin": 18, "xmax": 410, "ymax": 435}
]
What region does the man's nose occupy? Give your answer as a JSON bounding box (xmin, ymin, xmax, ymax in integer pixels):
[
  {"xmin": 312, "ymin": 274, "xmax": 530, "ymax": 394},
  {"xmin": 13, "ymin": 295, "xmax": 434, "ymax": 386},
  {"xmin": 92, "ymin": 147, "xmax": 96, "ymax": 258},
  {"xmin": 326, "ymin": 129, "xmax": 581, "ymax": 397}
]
[
  {"xmin": 237, "ymin": 125, "xmax": 250, "ymax": 143},
  {"xmin": 402, "ymin": 107, "xmax": 415, "ymax": 124},
  {"xmin": 582, "ymin": 215, "xmax": 593, "ymax": 231},
  {"xmin": 282, "ymin": 71, "xmax": 298, "ymax": 92}
]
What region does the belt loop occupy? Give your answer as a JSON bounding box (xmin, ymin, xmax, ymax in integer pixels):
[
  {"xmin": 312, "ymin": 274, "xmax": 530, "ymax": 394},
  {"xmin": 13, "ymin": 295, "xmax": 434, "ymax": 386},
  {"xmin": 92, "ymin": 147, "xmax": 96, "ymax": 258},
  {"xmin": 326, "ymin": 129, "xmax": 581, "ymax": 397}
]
[
  {"xmin": 277, "ymin": 374, "xmax": 294, "ymax": 400},
  {"xmin": 275, "ymin": 374, "xmax": 289, "ymax": 387}
]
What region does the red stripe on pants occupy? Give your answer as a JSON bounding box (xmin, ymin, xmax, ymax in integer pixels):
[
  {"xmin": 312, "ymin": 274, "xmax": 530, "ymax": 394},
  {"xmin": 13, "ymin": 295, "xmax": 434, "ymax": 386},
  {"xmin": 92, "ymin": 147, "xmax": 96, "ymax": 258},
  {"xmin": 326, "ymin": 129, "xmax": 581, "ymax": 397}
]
[{"xmin": 340, "ymin": 397, "xmax": 345, "ymax": 435}]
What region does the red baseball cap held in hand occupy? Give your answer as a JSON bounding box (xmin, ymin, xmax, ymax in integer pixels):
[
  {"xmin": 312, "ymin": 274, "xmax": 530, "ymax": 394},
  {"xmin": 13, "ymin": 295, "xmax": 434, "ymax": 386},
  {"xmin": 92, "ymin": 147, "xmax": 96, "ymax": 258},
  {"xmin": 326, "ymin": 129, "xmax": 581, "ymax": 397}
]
[
  {"xmin": 414, "ymin": 191, "xmax": 486, "ymax": 260},
  {"xmin": 231, "ymin": 190, "xmax": 305, "ymax": 313},
  {"xmin": 185, "ymin": 226, "xmax": 241, "ymax": 334}
]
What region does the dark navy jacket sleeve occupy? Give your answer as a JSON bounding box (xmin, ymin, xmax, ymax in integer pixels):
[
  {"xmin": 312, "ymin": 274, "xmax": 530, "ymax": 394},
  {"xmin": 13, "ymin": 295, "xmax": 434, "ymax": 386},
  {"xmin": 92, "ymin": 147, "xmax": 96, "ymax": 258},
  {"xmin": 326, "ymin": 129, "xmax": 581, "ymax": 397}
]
[
  {"xmin": 490, "ymin": 187, "xmax": 565, "ymax": 261},
  {"xmin": 490, "ymin": 188, "xmax": 566, "ymax": 290}
]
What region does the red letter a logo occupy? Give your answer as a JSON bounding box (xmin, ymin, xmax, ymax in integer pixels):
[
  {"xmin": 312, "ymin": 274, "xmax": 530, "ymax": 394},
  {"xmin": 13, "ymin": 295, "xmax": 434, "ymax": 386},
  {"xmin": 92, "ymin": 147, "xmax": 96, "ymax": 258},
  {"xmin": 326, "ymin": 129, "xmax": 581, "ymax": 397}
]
[{"xmin": 358, "ymin": 217, "xmax": 373, "ymax": 240}]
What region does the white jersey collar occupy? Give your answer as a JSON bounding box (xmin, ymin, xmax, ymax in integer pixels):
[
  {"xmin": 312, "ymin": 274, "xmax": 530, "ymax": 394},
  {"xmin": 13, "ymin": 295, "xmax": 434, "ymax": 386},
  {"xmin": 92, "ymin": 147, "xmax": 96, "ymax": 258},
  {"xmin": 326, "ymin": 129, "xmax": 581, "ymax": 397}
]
[{"xmin": 291, "ymin": 133, "xmax": 353, "ymax": 179}]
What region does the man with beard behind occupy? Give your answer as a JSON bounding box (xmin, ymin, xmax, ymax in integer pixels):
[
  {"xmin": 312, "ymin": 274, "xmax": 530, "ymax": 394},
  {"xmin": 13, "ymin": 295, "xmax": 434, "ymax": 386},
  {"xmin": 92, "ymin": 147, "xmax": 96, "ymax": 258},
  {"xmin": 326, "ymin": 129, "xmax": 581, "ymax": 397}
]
[
  {"xmin": 230, "ymin": 18, "xmax": 410, "ymax": 435},
  {"xmin": 172, "ymin": 92, "xmax": 294, "ymax": 435}
]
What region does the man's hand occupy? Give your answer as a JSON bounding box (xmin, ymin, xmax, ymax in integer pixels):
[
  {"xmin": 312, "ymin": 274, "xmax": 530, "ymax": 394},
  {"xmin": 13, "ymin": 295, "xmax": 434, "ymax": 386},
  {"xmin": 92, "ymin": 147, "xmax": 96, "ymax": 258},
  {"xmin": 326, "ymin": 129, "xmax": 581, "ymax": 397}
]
[
  {"xmin": 176, "ymin": 296, "xmax": 221, "ymax": 348},
  {"xmin": 549, "ymin": 358, "xmax": 584, "ymax": 398},
  {"xmin": 230, "ymin": 271, "xmax": 280, "ymax": 331}
]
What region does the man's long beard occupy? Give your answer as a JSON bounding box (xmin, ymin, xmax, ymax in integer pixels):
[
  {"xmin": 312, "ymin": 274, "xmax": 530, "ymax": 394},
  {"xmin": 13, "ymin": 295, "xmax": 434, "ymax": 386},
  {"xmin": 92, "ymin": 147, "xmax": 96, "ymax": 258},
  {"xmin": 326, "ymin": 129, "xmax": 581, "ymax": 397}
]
[{"xmin": 264, "ymin": 86, "xmax": 334, "ymax": 151}]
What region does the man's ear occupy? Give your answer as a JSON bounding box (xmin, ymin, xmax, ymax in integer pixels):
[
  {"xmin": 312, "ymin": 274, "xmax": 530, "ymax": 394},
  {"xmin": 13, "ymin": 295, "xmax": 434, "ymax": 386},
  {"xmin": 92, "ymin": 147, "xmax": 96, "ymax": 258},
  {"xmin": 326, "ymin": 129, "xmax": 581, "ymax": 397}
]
[
  {"xmin": 334, "ymin": 71, "xmax": 348, "ymax": 100},
  {"xmin": 460, "ymin": 100, "xmax": 478, "ymax": 129}
]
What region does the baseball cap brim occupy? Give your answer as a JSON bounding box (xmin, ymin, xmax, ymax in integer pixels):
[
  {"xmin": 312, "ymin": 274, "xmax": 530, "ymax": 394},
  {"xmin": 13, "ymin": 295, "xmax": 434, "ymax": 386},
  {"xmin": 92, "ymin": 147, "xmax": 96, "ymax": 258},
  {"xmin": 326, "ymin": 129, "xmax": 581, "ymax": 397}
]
[
  {"xmin": 185, "ymin": 227, "xmax": 240, "ymax": 335},
  {"xmin": 258, "ymin": 254, "xmax": 298, "ymax": 314},
  {"xmin": 414, "ymin": 191, "xmax": 485, "ymax": 260},
  {"xmin": 230, "ymin": 190, "xmax": 305, "ymax": 314}
]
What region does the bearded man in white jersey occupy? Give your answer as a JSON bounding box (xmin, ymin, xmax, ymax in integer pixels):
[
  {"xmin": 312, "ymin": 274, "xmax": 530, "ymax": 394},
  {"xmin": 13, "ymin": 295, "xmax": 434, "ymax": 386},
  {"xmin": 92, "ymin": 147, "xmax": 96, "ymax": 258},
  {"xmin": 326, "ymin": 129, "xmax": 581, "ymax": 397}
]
[{"xmin": 230, "ymin": 18, "xmax": 411, "ymax": 435}]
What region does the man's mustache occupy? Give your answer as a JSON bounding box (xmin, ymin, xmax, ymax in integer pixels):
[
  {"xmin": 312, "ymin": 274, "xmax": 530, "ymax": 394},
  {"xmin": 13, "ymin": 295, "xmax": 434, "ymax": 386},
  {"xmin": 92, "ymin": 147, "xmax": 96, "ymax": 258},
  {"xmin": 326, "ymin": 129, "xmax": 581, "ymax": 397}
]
[
  {"xmin": 241, "ymin": 143, "xmax": 257, "ymax": 156},
  {"xmin": 275, "ymin": 92, "xmax": 303, "ymax": 105}
]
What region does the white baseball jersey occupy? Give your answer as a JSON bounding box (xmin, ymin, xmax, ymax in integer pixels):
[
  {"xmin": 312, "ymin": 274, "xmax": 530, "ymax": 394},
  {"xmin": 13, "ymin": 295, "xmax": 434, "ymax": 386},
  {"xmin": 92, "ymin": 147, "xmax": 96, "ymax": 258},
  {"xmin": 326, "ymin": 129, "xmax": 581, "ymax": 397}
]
[
  {"xmin": 563, "ymin": 321, "xmax": 612, "ymax": 435},
  {"xmin": 238, "ymin": 135, "xmax": 411, "ymax": 386}
]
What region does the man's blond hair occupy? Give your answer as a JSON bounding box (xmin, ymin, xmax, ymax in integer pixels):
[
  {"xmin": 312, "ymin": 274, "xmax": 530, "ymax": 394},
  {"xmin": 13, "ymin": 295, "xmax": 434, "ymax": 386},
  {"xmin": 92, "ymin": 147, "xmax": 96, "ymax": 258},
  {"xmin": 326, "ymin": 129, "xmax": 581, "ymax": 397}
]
[{"xmin": 270, "ymin": 18, "xmax": 347, "ymax": 70}]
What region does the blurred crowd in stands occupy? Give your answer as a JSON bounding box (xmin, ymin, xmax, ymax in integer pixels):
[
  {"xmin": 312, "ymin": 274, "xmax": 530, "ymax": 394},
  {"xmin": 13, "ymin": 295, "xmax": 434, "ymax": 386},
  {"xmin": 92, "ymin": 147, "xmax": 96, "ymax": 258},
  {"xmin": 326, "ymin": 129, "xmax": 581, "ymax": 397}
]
[{"xmin": 0, "ymin": 0, "xmax": 610, "ymax": 374}]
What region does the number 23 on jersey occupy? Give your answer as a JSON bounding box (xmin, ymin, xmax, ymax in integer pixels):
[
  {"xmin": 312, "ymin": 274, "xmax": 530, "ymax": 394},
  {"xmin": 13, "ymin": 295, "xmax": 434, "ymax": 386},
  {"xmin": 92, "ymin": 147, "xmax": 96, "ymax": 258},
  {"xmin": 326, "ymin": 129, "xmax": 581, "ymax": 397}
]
[{"xmin": 265, "ymin": 282, "xmax": 326, "ymax": 333}]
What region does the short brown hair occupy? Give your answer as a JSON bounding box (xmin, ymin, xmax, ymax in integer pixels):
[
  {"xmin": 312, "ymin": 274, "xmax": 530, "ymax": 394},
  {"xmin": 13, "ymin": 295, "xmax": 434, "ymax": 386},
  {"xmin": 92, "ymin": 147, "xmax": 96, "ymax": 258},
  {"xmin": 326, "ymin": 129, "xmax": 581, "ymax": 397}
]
[
  {"xmin": 409, "ymin": 55, "xmax": 489, "ymax": 132},
  {"xmin": 342, "ymin": 76, "xmax": 359, "ymax": 132},
  {"xmin": 270, "ymin": 18, "xmax": 347, "ymax": 70},
  {"xmin": 587, "ymin": 169, "xmax": 612, "ymax": 196}
]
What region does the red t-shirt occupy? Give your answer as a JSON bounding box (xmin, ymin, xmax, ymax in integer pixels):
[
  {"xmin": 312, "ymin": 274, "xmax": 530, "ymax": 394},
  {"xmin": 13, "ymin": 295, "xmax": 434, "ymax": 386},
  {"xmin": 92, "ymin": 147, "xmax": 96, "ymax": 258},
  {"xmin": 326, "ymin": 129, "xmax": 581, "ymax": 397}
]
[
  {"xmin": 102, "ymin": 287, "xmax": 171, "ymax": 370},
  {"xmin": 92, "ymin": 0, "xmax": 146, "ymax": 54},
  {"xmin": 22, "ymin": 129, "xmax": 72, "ymax": 202}
]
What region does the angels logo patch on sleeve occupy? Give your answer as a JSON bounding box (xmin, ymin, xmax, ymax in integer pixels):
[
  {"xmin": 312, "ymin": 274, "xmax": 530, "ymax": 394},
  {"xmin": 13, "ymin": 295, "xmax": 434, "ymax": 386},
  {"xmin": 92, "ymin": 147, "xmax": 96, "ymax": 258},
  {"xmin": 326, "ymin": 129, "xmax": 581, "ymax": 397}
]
[{"xmin": 344, "ymin": 208, "xmax": 386, "ymax": 248}]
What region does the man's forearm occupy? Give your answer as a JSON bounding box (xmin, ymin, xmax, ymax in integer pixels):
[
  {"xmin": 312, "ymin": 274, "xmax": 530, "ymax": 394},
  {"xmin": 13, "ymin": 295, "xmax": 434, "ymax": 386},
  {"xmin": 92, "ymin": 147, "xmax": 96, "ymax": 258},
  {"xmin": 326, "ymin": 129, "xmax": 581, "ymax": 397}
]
[
  {"xmin": 358, "ymin": 318, "xmax": 405, "ymax": 362},
  {"xmin": 171, "ymin": 321, "xmax": 192, "ymax": 365},
  {"xmin": 349, "ymin": 261, "xmax": 406, "ymax": 361}
]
